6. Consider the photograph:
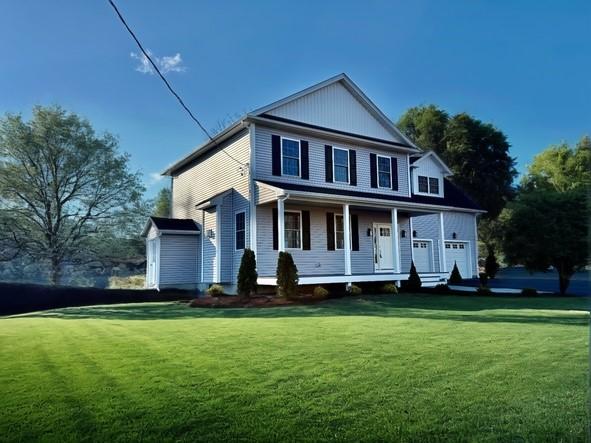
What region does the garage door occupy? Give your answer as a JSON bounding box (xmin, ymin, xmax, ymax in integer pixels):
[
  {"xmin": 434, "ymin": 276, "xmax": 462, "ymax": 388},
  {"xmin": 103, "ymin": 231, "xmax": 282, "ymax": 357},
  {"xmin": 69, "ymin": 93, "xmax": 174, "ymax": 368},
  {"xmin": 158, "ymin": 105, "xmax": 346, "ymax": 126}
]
[
  {"xmin": 413, "ymin": 240, "xmax": 433, "ymax": 272},
  {"xmin": 445, "ymin": 242, "xmax": 470, "ymax": 278}
]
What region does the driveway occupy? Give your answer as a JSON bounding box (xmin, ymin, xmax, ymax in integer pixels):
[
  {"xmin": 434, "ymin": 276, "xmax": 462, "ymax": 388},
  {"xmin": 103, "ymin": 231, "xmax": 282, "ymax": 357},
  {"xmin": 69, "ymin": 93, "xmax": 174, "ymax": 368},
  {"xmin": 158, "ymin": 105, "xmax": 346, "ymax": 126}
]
[{"xmin": 460, "ymin": 266, "xmax": 590, "ymax": 296}]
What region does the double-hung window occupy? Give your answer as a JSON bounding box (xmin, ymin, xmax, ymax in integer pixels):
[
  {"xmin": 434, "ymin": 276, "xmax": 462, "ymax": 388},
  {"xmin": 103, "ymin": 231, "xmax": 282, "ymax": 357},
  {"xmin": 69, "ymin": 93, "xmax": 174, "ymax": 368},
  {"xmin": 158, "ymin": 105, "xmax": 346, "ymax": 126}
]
[
  {"xmin": 334, "ymin": 214, "xmax": 353, "ymax": 250},
  {"xmin": 377, "ymin": 155, "xmax": 391, "ymax": 188},
  {"xmin": 235, "ymin": 211, "xmax": 245, "ymax": 250},
  {"xmin": 284, "ymin": 211, "xmax": 301, "ymax": 249},
  {"xmin": 281, "ymin": 138, "xmax": 300, "ymax": 177},
  {"xmin": 418, "ymin": 176, "xmax": 429, "ymax": 193},
  {"xmin": 418, "ymin": 175, "xmax": 440, "ymax": 194},
  {"xmin": 428, "ymin": 177, "xmax": 439, "ymax": 194},
  {"xmin": 333, "ymin": 147, "xmax": 349, "ymax": 183}
]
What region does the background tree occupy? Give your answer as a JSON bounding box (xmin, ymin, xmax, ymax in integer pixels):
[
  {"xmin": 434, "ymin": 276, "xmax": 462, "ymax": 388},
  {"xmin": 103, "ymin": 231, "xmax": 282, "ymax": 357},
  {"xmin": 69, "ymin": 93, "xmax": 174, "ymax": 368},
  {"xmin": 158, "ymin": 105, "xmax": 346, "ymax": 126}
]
[
  {"xmin": 520, "ymin": 135, "xmax": 591, "ymax": 193},
  {"xmin": 153, "ymin": 187, "xmax": 171, "ymax": 218},
  {"xmin": 0, "ymin": 106, "xmax": 145, "ymax": 285},
  {"xmin": 396, "ymin": 105, "xmax": 449, "ymax": 155},
  {"xmin": 501, "ymin": 189, "xmax": 589, "ymax": 295}
]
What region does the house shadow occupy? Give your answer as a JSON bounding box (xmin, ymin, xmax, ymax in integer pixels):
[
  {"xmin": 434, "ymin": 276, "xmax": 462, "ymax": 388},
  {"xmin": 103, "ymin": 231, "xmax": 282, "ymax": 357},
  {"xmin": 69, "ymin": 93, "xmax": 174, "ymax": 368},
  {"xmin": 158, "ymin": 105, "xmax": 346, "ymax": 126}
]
[{"xmin": 12, "ymin": 295, "xmax": 590, "ymax": 326}]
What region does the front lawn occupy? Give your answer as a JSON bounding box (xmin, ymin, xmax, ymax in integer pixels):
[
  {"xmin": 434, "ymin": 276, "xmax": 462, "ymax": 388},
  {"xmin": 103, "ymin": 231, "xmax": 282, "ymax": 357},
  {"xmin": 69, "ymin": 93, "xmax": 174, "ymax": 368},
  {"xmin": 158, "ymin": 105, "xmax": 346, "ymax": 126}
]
[{"xmin": 0, "ymin": 295, "xmax": 588, "ymax": 442}]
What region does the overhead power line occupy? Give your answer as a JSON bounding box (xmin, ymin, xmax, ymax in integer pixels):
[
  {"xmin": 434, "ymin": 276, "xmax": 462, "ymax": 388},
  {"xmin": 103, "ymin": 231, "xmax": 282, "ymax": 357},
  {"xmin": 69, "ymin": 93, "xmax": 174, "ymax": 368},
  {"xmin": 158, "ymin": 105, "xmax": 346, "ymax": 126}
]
[{"xmin": 107, "ymin": 0, "xmax": 246, "ymax": 169}]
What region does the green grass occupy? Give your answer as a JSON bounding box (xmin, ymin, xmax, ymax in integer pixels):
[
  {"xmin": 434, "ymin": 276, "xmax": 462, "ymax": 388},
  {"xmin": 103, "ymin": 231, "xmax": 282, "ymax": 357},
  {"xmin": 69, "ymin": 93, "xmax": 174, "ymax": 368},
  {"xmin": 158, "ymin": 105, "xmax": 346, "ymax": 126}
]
[{"xmin": 0, "ymin": 295, "xmax": 589, "ymax": 442}]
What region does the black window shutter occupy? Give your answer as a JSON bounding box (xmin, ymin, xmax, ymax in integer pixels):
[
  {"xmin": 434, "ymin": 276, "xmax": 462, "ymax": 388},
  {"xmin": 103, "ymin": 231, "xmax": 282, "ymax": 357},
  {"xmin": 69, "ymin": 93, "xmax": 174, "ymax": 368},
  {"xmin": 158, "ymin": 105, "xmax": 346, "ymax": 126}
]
[
  {"xmin": 351, "ymin": 214, "xmax": 359, "ymax": 251},
  {"xmin": 272, "ymin": 208, "xmax": 278, "ymax": 250},
  {"xmin": 349, "ymin": 149, "xmax": 357, "ymax": 186},
  {"xmin": 325, "ymin": 145, "xmax": 333, "ymax": 182},
  {"xmin": 391, "ymin": 157, "xmax": 398, "ymax": 191},
  {"xmin": 272, "ymin": 135, "xmax": 281, "ymax": 176},
  {"xmin": 302, "ymin": 210, "xmax": 311, "ymax": 250},
  {"xmin": 370, "ymin": 153, "xmax": 377, "ymax": 188},
  {"xmin": 326, "ymin": 212, "xmax": 335, "ymax": 250},
  {"xmin": 300, "ymin": 141, "xmax": 309, "ymax": 180}
]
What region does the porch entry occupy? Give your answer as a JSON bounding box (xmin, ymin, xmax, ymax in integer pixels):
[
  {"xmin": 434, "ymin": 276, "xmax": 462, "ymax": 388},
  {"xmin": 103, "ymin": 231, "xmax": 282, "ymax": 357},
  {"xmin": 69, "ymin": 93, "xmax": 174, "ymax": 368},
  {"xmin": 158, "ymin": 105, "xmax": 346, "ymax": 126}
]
[{"xmin": 373, "ymin": 223, "xmax": 393, "ymax": 271}]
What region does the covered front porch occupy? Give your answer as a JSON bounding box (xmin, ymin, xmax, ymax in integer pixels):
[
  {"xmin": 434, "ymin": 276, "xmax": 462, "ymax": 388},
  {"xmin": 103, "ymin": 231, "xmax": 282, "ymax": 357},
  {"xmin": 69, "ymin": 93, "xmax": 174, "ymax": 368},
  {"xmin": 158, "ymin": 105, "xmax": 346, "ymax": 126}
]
[{"xmin": 254, "ymin": 181, "xmax": 451, "ymax": 287}]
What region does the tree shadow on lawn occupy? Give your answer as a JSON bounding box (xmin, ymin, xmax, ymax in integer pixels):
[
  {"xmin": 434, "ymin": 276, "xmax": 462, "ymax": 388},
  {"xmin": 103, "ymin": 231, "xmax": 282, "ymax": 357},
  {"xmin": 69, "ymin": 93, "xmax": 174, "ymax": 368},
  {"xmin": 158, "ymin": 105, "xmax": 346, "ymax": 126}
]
[{"xmin": 12, "ymin": 295, "xmax": 590, "ymax": 326}]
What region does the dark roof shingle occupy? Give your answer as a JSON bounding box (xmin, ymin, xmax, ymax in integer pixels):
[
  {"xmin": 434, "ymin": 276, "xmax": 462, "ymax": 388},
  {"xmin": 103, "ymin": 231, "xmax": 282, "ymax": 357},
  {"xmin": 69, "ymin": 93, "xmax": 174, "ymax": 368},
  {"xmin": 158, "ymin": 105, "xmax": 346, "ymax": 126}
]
[{"xmin": 150, "ymin": 217, "xmax": 199, "ymax": 231}]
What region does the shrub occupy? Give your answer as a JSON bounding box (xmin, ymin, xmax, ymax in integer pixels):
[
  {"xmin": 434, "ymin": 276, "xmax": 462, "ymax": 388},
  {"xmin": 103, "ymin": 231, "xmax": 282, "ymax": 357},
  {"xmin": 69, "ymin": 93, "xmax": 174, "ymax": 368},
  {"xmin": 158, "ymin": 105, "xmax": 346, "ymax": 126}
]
[
  {"xmin": 434, "ymin": 283, "xmax": 450, "ymax": 293},
  {"xmin": 448, "ymin": 262, "xmax": 462, "ymax": 284},
  {"xmin": 347, "ymin": 284, "xmax": 362, "ymax": 296},
  {"xmin": 485, "ymin": 250, "xmax": 500, "ymax": 279},
  {"xmin": 476, "ymin": 285, "xmax": 492, "ymax": 295},
  {"xmin": 108, "ymin": 275, "xmax": 145, "ymax": 289},
  {"xmin": 276, "ymin": 251, "xmax": 299, "ymax": 299},
  {"xmin": 478, "ymin": 272, "xmax": 488, "ymax": 287},
  {"xmin": 312, "ymin": 286, "xmax": 329, "ymax": 299},
  {"xmin": 206, "ymin": 284, "xmax": 224, "ymax": 296},
  {"xmin": 403, "ymin": 261, "xmax": 422, "ymax": 292},
  {"xmin": 521, "ymin": 287, "xmax": 538, "ymax": 296},
  {"xmin": 381, "ymin": 283, "xmax": 398, "ymax": 295},
  {"xmin": 237, "ymin": 249, "xmax": 258, "ymax": 298}
]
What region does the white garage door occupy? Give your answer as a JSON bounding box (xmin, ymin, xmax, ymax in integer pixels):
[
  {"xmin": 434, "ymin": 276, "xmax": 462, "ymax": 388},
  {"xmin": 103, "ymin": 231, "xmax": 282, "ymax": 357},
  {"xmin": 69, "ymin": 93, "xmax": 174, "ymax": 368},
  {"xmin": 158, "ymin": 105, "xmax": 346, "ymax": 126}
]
[
  {"xmin": 445, "ymin": 242, "xmax": 470, "ymax": 278},
  {"xmin": 413, "ymin": 240, "xmax": 433, "ymax": 272}
]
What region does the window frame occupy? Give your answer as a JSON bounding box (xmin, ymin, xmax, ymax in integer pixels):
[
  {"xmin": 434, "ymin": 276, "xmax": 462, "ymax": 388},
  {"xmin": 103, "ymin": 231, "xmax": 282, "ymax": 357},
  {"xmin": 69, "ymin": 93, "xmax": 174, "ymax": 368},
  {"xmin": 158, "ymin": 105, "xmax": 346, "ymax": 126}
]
[
  {"xmin": 418, "ymin": 175, "xmax": 429, "ymax": 193},
  {"xmin": 280, "ymin": 137, "xmax": 301, "ymax": 178},
  {"xmin": 377, "ymin": 154, "xmax": 392, "ymax": 189},
  {"xmin": 234, "ymin": 210, "xmax": 246, "ymax": 251},
  {"xmin": 333, "ymin": 213, "xmax": 353, "ymax": 250},
  {"xmin": 284, "ymin": 210, "xmax": 303, "ymax": 250},
  {"xmin": 428, "ymin": 177, "xmax": 439, "ymax": 195},
  {"xmin": 332, "ymin": 146, "xmax": 350, "ymax": 184}
]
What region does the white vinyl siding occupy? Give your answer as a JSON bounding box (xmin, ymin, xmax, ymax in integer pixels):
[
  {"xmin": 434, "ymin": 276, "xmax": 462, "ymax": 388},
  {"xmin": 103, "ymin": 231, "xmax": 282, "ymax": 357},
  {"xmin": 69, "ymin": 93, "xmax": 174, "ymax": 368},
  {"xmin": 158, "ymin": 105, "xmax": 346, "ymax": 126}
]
[{"xmin": 158, "ymin": 234, "xmax": 200, "ymax": 287}]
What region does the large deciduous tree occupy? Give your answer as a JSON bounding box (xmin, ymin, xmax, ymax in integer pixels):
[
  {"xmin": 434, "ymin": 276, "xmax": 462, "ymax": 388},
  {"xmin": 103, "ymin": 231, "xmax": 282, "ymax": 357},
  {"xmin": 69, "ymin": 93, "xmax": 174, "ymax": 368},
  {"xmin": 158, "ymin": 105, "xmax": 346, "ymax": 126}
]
[
  {"xmin": 0, "ymin": 106, "xmax": 145, "ymax": 285},
  {"xmin": 501, "ymin": 189, "xmax": 589, "ymax": 295}
]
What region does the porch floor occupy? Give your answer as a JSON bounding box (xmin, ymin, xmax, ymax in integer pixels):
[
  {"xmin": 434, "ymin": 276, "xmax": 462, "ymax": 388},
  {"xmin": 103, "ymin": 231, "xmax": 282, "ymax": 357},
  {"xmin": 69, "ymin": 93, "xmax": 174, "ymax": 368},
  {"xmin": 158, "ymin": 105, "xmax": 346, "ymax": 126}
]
[{"xmin": 258, "ymin": 272, "xmax": 448, "ymax": 287}]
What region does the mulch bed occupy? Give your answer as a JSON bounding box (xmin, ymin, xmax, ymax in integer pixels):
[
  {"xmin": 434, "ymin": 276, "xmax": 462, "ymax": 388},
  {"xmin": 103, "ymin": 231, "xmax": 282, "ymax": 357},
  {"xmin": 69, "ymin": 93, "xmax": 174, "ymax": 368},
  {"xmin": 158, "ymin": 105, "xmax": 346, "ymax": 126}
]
[{"xmin": 189, "ymin": 294, "xmax": 324, "ymax": 308}]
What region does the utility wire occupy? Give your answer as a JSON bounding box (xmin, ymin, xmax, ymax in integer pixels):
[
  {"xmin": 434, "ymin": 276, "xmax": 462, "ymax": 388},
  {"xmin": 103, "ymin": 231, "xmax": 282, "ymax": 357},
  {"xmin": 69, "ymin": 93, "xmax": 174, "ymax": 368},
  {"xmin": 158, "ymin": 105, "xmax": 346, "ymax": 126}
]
[{"xmin": 107, "ymin": 0, "xmax": 247, "ymax": 169}]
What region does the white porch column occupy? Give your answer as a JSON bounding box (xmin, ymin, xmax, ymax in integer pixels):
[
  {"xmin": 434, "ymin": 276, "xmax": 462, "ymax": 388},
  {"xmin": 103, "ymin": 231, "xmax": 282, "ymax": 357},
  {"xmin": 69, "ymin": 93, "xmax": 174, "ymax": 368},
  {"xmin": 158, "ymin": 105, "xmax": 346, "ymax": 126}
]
[
  {"xmin": 391, "ymin": 208, "xmax": 400, "ymax": 273},
  {"xmin": 409, "ymin": 216, "xmax": 415, "ymax": 263},
  {"xmin": 343, "ymin": 203, "xmax": 352, "ymax": 276},
  {"xmin": 277, "ymin": 197, "xmax": 285, "ymax": 252},
  {"xmin": 439, "ymin": 211, "xmax": 447, "ymax": 273}
]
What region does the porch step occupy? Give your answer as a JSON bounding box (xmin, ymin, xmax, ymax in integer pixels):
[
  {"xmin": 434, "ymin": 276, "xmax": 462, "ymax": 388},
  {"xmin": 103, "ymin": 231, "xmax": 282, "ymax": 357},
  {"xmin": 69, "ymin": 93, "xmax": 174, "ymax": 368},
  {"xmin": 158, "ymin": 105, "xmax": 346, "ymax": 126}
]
[{"xmin": 418, "ymin": 274, "xmax": 448, "ymax": 287}]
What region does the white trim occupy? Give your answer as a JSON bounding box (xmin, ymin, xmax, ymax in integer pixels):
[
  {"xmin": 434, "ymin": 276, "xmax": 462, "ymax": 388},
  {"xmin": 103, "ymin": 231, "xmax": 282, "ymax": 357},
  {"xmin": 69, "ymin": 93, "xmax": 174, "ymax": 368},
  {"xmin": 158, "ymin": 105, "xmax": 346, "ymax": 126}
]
[
  {"xmin": 248, "ymin": 123, "xmax": 257, "ymax": 256},
  {"xmin": 200, "ymin": 210, "xmax": 205, "ymax": 283},
  {"xmin": 373, "ymin": 222, "xmax": 394, "ymax": 272},
  {"xmin": 283, "ymin": 209, "xmax": 303, "ymax": 250},
  {"xmin": 277, "ymin": 198, "xmax": 285, "ymax": 252},
  {"xmin": 412, "ymin": 238, "xmax": 435, "ymax": 272},
  {"xmin": 234, "ymin": 210, "xmax": 246, "ymax": 251},
  {"xmin": 280, "ymin": 136, "xmax": 301, "ymax": 178},
  {"xmin": 414, "ymin": 174, "xmax": 443, "ymax": 198},
  {"xmin": 439, "ymin": 212, "xmax": 447, "ymax": 273},
  {"xmin": 215, "ymin": 209, "xmax": 221, "ymax": 283},
  {"xmin": 409, "ymin": 217, "xmax": 415, "ymax": 262},
  {"xmin": 257, "ymin": 272, "xmax": 448, "ymax": 286},
  {"xmin": 376, "ymin": 154, "xmax": 392, "ymax": 189},
  {"xmin": 410, "ymin": 151, "xmax": 453, "ymax": 176},
  {"xmin": 406, "ymin": 153, "xmax": 412, "ymax": 197},
  {"xmin": 343, "ymin": 204, "xmax": 351, "ymax": 276},
  {"xmin": 391, "ymin": 208, "xmax": 400, "ymax": 273},
  {"xmin": 332, "ymin": 146, "xmax": 350, "ymax": 184},
  {"xmin": 474, "ymin": 215, "xmax": 479, "ymax": 277}
]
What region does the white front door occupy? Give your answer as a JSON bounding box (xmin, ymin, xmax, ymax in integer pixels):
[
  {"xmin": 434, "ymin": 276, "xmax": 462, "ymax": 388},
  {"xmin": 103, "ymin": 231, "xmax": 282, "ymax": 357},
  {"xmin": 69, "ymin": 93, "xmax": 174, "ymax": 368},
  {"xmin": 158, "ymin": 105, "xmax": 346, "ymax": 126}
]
[
  {"xmin": 413, "ymin": 240, "xmax": 433, "ymax": 272},
  {"xmin": 374, "ymin": 223, "xmax": 393, "ymax": 271}
]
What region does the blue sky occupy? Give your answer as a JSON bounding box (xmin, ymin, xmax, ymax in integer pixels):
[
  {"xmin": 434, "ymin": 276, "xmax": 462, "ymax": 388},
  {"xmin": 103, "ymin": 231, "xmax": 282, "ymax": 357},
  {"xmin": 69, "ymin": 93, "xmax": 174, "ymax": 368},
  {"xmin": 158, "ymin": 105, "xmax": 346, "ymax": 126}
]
[{"xmin": 1, "ymin": 1, "xmax": 589, "ymax": 197}]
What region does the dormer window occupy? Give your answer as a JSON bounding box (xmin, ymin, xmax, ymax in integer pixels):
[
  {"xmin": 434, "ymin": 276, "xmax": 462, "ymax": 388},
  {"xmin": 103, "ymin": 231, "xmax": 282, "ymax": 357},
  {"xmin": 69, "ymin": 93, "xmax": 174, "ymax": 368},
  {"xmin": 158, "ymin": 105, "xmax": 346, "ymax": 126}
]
[{"xmin": 418, "ymin": 175, "xmax": 440, "ymax": 195}]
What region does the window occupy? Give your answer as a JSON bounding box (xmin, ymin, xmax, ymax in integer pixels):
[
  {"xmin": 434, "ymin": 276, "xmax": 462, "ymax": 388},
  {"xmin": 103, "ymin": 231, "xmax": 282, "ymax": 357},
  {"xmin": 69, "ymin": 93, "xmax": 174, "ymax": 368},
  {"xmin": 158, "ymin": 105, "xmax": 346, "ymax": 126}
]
[
  {"xmin": 377, "ymin": 155, "xmax": 391, "ymax": 188},
  {"xmin": 284, "ymin": 211, "xmax": 301, "ymax": 249},
  {"xmin": 281, "ymin": 138, "xmax": 300, "ymax": 176},
  {"xmin": 418, "ymin": 176, "xmax": 429, "ymax": 193},
  {"xmin": 418, "ymin": 175, "xmax": 440, "ymax": 194},
  {"xmin": 429, "ymin": 177, "xmax": 439, "ymax": 194},
  {"xmin": 235, "ymin": 212, "xmax": 245, "ymax": 250},
  {"xmin": 335, "ymin": 214, "xmax": 345, "ymax": 249},
  {"xmin": 333, "ymin": 147, "xmax": 349, "ymax": 183}
]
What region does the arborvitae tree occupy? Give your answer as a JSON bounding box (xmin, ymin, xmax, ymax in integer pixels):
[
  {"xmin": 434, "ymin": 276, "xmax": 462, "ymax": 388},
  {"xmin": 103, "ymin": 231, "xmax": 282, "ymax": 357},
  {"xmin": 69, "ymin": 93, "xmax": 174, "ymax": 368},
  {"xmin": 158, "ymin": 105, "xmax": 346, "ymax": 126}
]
[
  {"xmin": 484, "ymin": 250, "xmax": 500, "ymax": 279},
  {"xmin": 405, "ymin": 261, "xmax": 422, "ymax": 292},
  {"xmin": 237, "ymin": 249, "xmax": 257, "ymax": 298},
  {"xmin": 276, "ymin": 251, "xmax": 298, "ymax": 299},
  {"xmin": 448, "ymin": 262, "xmax": 463, "ymax": 284}
]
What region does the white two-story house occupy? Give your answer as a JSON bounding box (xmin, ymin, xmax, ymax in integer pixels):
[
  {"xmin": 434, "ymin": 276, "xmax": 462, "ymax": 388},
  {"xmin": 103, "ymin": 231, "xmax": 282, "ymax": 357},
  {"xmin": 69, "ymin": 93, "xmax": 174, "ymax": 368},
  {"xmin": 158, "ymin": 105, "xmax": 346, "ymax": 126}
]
[{"xmin": 142, "ymin": 74, "xmax": 484, "ymax": 292}]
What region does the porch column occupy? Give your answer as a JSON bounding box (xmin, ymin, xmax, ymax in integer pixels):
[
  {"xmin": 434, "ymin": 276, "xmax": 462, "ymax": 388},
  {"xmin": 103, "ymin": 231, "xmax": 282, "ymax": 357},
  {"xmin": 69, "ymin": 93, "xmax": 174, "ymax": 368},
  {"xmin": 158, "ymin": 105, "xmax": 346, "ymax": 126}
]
[
  {"xmin": 277, "ymin": 197, "xmax": 285, "ymax": 252},
  {"xmin": 439, "ymin": 211, "xmax": 447, "ymax": 273},
  {"xmin": 409, "ymin": 216, "xmax": 415, "ymax": 263},
  {"xmin": 391, "ymin": 208, "xmax": 400, "ymax": 273},
  {"xmin": 343, "ymin": 203, "xmax": 352, "ymax": 276}
]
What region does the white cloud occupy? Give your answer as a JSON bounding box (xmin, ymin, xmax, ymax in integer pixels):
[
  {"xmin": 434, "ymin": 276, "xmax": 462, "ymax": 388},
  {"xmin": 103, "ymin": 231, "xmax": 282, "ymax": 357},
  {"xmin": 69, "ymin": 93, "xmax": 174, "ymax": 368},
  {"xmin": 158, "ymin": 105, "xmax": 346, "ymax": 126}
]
[
  {"xmin": 147, "ymin": 172, "xmax": 165, "ymax": 185},
  {"xmin": 130, "ymin": 50, "xmax": 186, "ymax": 75}
]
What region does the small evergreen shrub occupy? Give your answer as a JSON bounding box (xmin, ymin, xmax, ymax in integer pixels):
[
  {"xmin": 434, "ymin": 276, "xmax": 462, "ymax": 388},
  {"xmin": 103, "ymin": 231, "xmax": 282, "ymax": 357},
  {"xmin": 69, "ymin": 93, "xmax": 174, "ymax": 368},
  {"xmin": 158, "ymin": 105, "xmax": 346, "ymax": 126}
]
[
  {"xmin": 476, "ymin": 285, "xmax": 492, "ymax": 295},
  {"xmin": 448, "ymin": 262, "xmax": 462, "ymax": 284},
  {"xmin": 312, "ymin": 286, "xmax": 329, "ymax": 299},
  {"xmin": 276, "ymin": 251, "xmax": 299, "ymax": 299},
  {"xmin": 381, "ymin": 283, "xmax": 398, "ymax": 295},
  {"xmin": 237, "ymin": 249, "xmax": 257, "ymax": 298},
  {"xmin": 479, "ymin": 272, "xmax": 488, "ymax": 287},
  {"xmin": 403, "ymin": 261, "xmax": 422, "ymax": 292},
  {"xmin": 347, "ymin": 284, "xmax": 362, "ymax": 296},
  {"xmin": 206, "ymin": 284, "xmax": 224, "ymax": 296},
  {"xmin": 485, "ymin": 250, "xmax": 500, "ymax": 279},
  {"xmin": 434, "ymin": 283, "xmax": 450, "ymax": 293},
  {"xmin": 521, "ymin": 287, "xmax": 538, "ymax": 297}
]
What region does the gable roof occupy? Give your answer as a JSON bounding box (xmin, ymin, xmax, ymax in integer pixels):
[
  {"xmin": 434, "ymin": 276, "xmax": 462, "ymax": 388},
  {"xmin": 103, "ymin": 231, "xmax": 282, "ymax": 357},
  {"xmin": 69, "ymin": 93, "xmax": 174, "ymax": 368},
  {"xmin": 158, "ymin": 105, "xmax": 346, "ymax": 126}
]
[
  {"xmin": 250, "ymin": 73, "xmax": 418, "ymax": 148},
  {"xmin": 410, "ymin": 151, "xmax": 453, "ymax": 175},
  {"xmin": 141, "ymin": 217, "xmax": 200, "ymax": 237}
]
